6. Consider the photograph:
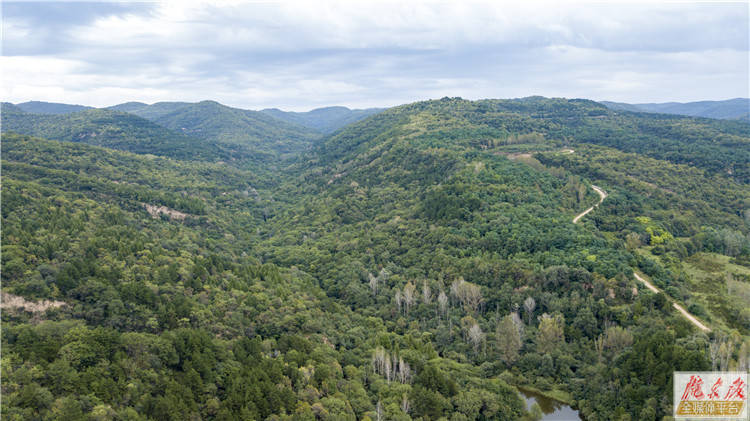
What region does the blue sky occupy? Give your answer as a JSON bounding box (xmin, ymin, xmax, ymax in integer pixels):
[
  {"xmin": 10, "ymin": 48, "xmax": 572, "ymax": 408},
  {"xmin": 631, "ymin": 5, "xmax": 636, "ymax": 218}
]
[{"xmin": 2, "ymin": 1, "xmax": 748, "ymax": 111}]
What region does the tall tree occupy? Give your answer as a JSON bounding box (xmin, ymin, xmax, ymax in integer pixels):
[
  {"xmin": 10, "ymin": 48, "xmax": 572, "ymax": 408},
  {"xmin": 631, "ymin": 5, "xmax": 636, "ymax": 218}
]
[
  {"xmin": 422, "ymin": 281, "xmax": 432, "ymax": 305},
  {"xmin": 496, "ymin": 313, "xmax": 522, "ymax": 365},
  {"xmin": 368, "ymin": 272, "xmax": 379, "ymax": 296},
  {"xmin": 537, "ymin": 313, "xmax": 565, "ymax": 353},
  {"xmin": 437, "ymin": 291, "xmax": 448, "ymax": 318},
  {"xmin": 402, "ymin": 282, "xmax": 417, "ymax": 315},
  {"xmin": 523, "ymin": 296, "xmax": 536, "ymax": 325},
  {"xmin": 468, "ymin": 323, "xmax": 485, "ymax": 354}
]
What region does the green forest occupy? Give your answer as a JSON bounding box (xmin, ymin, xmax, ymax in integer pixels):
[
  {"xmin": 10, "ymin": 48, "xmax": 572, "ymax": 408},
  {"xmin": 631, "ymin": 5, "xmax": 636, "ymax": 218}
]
[{"xmin": 2, "ymin": 97, "xmax": 749, "ymax": 421}]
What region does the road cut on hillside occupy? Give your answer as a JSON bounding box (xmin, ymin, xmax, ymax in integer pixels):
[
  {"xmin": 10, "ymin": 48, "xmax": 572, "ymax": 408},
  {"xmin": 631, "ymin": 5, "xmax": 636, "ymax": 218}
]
[
  {"xmin": 633, "ymin": 272, "xmax": 711, "ymax": 332},
  {"xmin": 572, "ymin": 185, "xmax": 607, "ymax": 224}
]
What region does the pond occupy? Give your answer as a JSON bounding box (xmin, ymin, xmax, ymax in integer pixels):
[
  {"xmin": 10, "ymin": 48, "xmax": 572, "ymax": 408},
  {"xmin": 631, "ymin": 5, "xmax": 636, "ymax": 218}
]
[{"xmin": 518, "ymin": 387, "xmax": 581, "ymax": 420}]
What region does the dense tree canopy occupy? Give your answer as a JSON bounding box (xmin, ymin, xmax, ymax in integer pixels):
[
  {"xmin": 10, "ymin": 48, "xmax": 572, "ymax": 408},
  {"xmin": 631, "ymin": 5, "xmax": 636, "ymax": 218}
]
[{"xmin": 2, "ymin": 97, "xmax": 749, "ymax": 420}]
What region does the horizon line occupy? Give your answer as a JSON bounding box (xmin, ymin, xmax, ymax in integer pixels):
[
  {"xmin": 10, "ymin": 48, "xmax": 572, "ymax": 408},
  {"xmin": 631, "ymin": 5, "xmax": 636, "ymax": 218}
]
[{"xmin": 8, "ymin": 96, "xmax": 750, "ymax": 114}]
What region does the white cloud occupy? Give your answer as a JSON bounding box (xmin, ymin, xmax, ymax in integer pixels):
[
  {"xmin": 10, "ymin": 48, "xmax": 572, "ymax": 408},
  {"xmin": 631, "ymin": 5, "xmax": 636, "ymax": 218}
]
[{"xmin": 1, "ymin": 0, "xmax": 747, "ymax": 110}]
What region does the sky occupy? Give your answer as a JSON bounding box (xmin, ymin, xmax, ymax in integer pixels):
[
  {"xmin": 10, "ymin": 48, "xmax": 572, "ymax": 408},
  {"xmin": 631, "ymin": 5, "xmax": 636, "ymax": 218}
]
[{"xmin": 1, "ymin": 0, "xmax": 748, "ymax": 111}]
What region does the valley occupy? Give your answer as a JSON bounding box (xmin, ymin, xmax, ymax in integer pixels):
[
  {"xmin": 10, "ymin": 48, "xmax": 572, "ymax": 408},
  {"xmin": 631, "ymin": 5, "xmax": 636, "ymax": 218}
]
[{"xmin": 2, "ymin": 96, "xmax": 749, "ymax": 421}]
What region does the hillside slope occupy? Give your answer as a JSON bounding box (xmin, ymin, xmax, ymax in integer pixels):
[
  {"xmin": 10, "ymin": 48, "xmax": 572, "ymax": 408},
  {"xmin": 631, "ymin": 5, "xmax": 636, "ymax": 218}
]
[
  {"xmin": 2, "ymin": 133, "xmax": 406, "ymax": 420},
  {"xmin": 110, "ymin": 100, "xmax": 321, "ymax": 157},
  {"xmin": 3, "ymin": 97, "xmax": 749, "ymax": 421},
  {"xmin": 303, "ymin": 96, "xmax": 750, "ymax": 182},
  {"xmin": 258, "ymin": 97, "xmax": 750, "ymax": 420},
  {"xmin": 1, "ymin": 104, "xmax": 259, "ymax": 164},
  {"xmin": 2, "ymin": 132, "xmax": 530, "ymax": 420}
]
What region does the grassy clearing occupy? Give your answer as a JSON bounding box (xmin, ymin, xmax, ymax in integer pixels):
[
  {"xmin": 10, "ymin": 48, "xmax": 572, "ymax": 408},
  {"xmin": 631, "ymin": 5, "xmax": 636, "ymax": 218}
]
[{"xmin": 639, "ymin": 247, "xmax": 750, "ymax": 334}]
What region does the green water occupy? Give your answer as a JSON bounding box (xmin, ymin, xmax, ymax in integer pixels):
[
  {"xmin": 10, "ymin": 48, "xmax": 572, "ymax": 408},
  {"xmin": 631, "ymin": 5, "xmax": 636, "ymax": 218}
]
[{"xmin": 518, "ymin": 388, "xmax": 581, "ymax": 420}]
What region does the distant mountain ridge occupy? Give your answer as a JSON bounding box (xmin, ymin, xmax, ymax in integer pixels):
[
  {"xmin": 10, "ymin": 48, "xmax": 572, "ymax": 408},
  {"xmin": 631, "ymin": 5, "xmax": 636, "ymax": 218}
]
[
  {"xmin": 0, "ymin": 103, "xmax": 258, "ymax": 163},
  {"xmin": 261, "ymin": 106, "xmax": 385, "ymax": 133},
  {"xmin": 109, "ymin": 100, "xmax": 321, "ymax": 156},
  {"xmin": 7, "ymin": 101, "xmax": 378, "ymax": 149},
  {"xmin": 4, "ymin": 99, "xmax": 384, "ymax": 159},
  {"xmin": 107, "ymin": 101, "xmax": 192, "ymax": 119},
  {"xmin": 15, "ymin": 100, "xmax": 93, "ymax": 114},
  {"xmin": 107, "ymin": 102, "xmax": 383, "ymax": 135},
  {"xmin": 600, "ymin": 98, "xmax": 749, "ymax": 120},
  {"xmin": 10, "ymin": 98, "xmax": 747, "ymax": 122}
]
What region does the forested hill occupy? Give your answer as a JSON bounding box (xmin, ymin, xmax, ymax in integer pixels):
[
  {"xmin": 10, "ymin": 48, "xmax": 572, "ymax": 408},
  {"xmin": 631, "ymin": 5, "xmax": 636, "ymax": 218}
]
[
  {"xmin": 260, "ymin": 96, "xmax": 750, "ymax": 419},
  {"xmin": 2, "ymin": 96, "xmax": 750, "ymax": 421},
  {"xmin": 109, "ymin": 100, "xmax": 321, "ymax": 157},
  {"xmin": 309, "ymin": 96, "xmax": 750, "ymax": 183},
  {"xmin": 0, "ymin": 103, "xmax": 263, "ymax": 164},
  {"xmin": 1, "ymin": 131, "xmax": 528, "ymax": 420},
  {"xmin": 261, "ymin": 106, "xmax": 385, "ymax": 134},
  {"xmin": 15, "ymin": 100, "xmax": 93, "ymax": 114}
]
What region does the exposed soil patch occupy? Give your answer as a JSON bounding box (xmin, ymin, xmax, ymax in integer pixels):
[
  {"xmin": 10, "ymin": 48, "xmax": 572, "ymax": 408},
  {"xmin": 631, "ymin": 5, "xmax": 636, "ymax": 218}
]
[
  {"xmin": 506, "ymin": 153, "xmax": 533, "ymax": 160},
  {"xmin": 1, "ymin": 292, "xmax": 66, "ymax": 313},
  {"xmin": 144, "ymin": 204, "xmax": 188, "ymax": 220}
]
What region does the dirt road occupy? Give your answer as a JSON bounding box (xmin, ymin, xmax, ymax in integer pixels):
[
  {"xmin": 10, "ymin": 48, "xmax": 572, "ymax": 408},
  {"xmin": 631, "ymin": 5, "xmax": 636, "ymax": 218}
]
[
  {"xmin": 572, "ymin": 185, "xmax": 607, "ymax": 224},
  {"xmin": 633, "ymin": 272, "xmax": 710, "ymax": 332},
  {"xmin": 571, "ymin": 183, "xmax": 710, "ymax": 332}
]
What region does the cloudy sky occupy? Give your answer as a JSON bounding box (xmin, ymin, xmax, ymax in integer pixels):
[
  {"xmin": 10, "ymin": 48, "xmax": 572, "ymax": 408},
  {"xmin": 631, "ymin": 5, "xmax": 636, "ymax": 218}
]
[{"xmin": 2, "ymin": 1, "xmax": 748, "ymax": 111}]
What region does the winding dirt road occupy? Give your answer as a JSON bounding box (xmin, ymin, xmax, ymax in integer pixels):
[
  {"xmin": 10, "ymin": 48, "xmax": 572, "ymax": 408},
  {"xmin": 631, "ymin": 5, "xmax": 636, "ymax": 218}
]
[
  {"xmin": 633, "ymin": 272, "xmax": 710, "ymax": 332},
  {"xmin": 572, "ymin": 185, "xmax": 607, "ymax": 224},
  {"xmin": 572, "ymin": 184, "xmax": 710, "ymax": 332}
]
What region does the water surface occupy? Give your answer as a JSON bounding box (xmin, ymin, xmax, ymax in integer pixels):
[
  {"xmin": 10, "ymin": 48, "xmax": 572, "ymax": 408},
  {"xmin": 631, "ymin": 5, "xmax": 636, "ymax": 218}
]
[{"xmin": 518, "ymin": 387, "xmax": 581, "ymax": 420}]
